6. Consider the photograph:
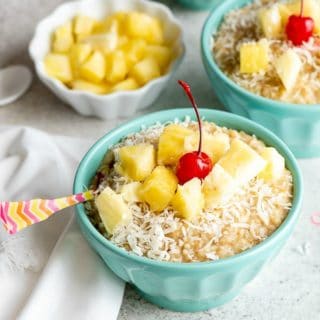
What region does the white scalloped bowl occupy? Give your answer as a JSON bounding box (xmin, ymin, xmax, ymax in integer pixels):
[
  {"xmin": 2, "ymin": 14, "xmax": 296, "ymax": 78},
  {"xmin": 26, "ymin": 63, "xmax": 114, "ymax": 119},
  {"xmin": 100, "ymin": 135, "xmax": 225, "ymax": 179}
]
[{"xmin": 29, "ymin": 0, "xmax": 185, "ymax": 119}]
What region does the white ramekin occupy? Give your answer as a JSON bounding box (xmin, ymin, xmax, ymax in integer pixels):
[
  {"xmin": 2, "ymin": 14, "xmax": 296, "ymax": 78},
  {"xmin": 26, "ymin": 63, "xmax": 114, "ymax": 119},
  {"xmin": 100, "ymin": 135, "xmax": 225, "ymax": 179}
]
[{"xmin": 29, "ymin": 0, "xmax": 185, "ymax": 119}]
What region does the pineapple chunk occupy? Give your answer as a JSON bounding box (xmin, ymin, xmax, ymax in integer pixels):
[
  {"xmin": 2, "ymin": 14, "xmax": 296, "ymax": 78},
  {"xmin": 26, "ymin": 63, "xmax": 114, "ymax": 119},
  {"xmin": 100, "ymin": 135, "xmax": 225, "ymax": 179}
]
[
  {"xmin": 121, "ymin": 39, "xmax": 146, "ymax": 68},
  {"xmin": 258, "ymin": 147, "xmax": 285, "ymax": 182},
  {"xmin": 145, "ymin": 45, "xmax": 172, "ymax": 70},
  {"xmin": 74, "ymin": 15, "xmax": 97, "ymax": 39},
  {"xmin": 44, "ymin": 53, "xmax": 72, "ymax": 83},
  {"xmin": 277, "ymin": 3, "xmax": 292, "ymax": 27},
  {"xmin": 258, "ymin": 5, "xmax": 282, "ymax": 38},
  {"xmin": 125, "ymin": 12, "xmax": 164, "ymax": 45},
  {"xmin": 140, "ymin": 166, "xmax": 178, "ymax": 212},
  {"xmin": 82, "ymin": 21, "xmax": 118, "ymax": 54},
  {"xmin": 129, "ymin": 57, "xmax": 161, "ymax": 85},
  {"xmin": 111, "ymin": 78, "xmax": 139, "ymax": 92},
  {"xmin": 202, "ymin": 164, "xmax": 236, "ymax": 209},
  {"xmin": 80, "ymin": 51, "xmax": 106, "ymax": 83},
  {"xmin": 52, "ymin": 21, "xmax": 74, "ymax": 53},
  {"xmin": 120, "ymin": 182, "xmax": 142, "ymax": 203},
  {"xmin": 274, "ymin": 49, "xmax": 302, "ymax": 91},
  {"xmin": 157, "ymin": 124, "xmax": 194, "ymax": 166},
  {"xmin": 69, "ymin": 43, "xmax": 92, "ymax": 76},
  {"xmin": 70, "ymin": 43, "xmax": 92, "ymax": 64},
  {"xmin": 171, "ymin": 178, "xmax": 204, "ymax": 220},
  {"xmin": 105, "ymin": 50, "xmax": 128, "ymax": 83},
  {"xmin": 71, "ymin": 80, "xmax": 110, "ymax": 94},
  {"xmin": 116, "ymin": 144, "xmax": 156, "ymax": 181},
  {"xmin": 184, "ymin": 132, "xmax": 230, "ymax": 164},
  {"xmin": 95, "ymin": 186, "xmax": 132, "ymax": 234},
  {"xmin": 218, "ymin": 139, "xmax": 266, "ymax": 186},
  {"xmin": 240, "ymin": 40, "xmax": 269, "ymax": 74}
]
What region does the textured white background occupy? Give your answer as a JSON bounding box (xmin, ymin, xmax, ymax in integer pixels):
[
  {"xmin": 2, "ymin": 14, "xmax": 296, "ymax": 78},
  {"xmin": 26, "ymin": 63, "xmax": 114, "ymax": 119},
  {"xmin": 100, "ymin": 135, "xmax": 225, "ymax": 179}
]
[{"xmin": 0, "ymin": 0, "xmax": 319, "ymax": 319}]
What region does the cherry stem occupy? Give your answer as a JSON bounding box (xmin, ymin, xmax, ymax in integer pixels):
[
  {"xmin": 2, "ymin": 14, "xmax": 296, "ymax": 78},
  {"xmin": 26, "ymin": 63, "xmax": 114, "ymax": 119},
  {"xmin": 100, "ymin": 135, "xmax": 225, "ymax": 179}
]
[
  {"xmin": 178, "ymin": 80, "xmax": 202, "ymax": 154},
  {"xmin": 300, "ymin": 0, "xmax": 304, "ymax": 17}
]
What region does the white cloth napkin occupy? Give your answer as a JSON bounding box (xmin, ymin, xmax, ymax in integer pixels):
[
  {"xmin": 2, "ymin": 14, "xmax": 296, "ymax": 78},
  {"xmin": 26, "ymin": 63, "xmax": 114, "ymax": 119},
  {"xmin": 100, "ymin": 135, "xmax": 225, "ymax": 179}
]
[{"xmin": 0, "ymin": 126, "xmax": 125, "ymax": 320}]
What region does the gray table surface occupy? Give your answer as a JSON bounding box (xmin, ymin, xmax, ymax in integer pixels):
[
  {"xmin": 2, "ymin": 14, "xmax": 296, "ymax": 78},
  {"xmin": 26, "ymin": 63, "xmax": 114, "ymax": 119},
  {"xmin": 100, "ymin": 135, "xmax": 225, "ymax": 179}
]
[{"xmin": 1, "ymin": 1, "xmax": 319, "ymax": 319}]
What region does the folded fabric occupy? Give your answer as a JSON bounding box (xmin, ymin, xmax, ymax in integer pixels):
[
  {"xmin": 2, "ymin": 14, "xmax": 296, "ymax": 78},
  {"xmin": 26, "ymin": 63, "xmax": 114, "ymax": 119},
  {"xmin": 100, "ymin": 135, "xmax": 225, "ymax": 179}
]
[{"xmin": 0, "ymin": 126, "xmax": 125, "ymax": 320}]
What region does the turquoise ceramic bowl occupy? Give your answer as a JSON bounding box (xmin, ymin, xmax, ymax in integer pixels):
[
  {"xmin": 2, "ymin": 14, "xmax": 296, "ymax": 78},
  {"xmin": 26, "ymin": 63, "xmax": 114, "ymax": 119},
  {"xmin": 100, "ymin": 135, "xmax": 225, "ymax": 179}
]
[
  {"xmin": 74, "ymin": 109, "xmax": 303, "ymax": 312},
  {"xmin": 177, "ymin": 0, "xmax": 220, "ymax": 10},
  {"xmin": 201, "ymin": 0, "xmax": 320, "ymax": 158}
]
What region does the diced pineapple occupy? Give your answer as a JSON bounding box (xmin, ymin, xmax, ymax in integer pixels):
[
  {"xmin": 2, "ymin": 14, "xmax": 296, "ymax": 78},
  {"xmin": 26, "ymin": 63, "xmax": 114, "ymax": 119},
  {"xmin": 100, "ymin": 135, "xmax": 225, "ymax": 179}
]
[
  {"xmin": 286, "ymin": 0, "xmax": 320, "ymax": 34},
  {"xmin": 144, "ymin": 45, "xmax": 172, "ymax": 70},
  {"xmin": 140, "ymin": 166, "xmax": 178, "ymax": 212},
  {"xmin": 120, "ymin": 182, "xmax": 142, "ymax": 203},
  {"xmin": 277, "ymin": 3, "xmax": 292, "ymax": 27},
  {"xmin": 52, "ymin": 21, "xmax": 74, "ymax": 53},
  {"xmin": 111, "ymin": 78, "xmax": 139, "ymax": 92},
  {"xmin": 69, "ymin": 43, "xmax": 92, "ymax": 76},
  {"xmin": 70, "ymin": 43, "xmax": 92, "ymax": 64},
  {"xmin": 218, "ymin": 139, "xmax": 266, "ymax": 186},
  {"xmin": 82, "ymin": 21, "xmax": 118, "ymax": 54},
  {"xmin": 44, "ymin": 53, "xmax": 72, "ymax": 83},
  {"xmin": 202, "ymin": 164, "xmax": 236, "ymax": 209},
  {"xmin": 121, "ymin": 39, "xmax": 146, "ymax": 67},
  {"xmin": 73, "ymin": 15, "xmax": 97, "ymax": 39},
  {"xmin": 125, "ymin": 12, "xmax": 164, "ymax": 45},
  {"xmin": 95, "ymin": 186, "xmax": 132, "ymax": 234},
  {"xmin": 80, "ymin": 51, "xmax": 106, "ymax": 83},
  {"xmin": 130, "ymin": 57, "xmax": 161, "ymax": 85},
  {"xmin": 71, "ymin": 79, "xmax": 110, "ymax": 94},
  {"xmin": 258, "ymin": 147, "xmax": 285, "ymax": 182},
  {"xmin": 240, "ymin": 40, "xmax": 269, "ymax": 74},
  {"xmin": 184, "ymin": 132, "xmax": 230, "ymax": 164},
  {"xmin": 171, "ymin": 178, "xmax": 204, "ymax": 220},
  {"xmin": 258, "ymin": 5, "xmax": 282, "ymax": 38},
  {"xmin": 157, "ymin": 124, "xmax": 194, "ymax": 166},
  {"xmin": 116, "ymin": 144, "xmax": 156, "ymax": 181},
  {"xmin": 274, "ymin": 49, "xmax": 302, "ymax": 91},
  {"xmin": 105, "ymin": 50, "xmax": 128, "ymax": 83}
]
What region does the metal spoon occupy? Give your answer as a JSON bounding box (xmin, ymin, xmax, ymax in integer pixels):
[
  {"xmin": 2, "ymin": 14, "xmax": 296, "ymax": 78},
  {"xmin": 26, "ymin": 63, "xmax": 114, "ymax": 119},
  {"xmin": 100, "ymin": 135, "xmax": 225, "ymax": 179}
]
[{"xmin": 0, "ymin": 65, "xmax": 32, "ymax": 106}]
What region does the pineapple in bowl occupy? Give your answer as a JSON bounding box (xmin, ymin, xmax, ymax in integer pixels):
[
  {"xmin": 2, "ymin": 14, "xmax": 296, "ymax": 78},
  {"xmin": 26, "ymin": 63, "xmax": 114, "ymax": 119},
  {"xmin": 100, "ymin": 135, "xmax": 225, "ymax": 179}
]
[
  {"xmin": 74, "ymin": 82, "xmax": 302, "ymax": 311},
  {"xmin": 29, "ymin": 0, "xmax": 184, "ymax": 119}
]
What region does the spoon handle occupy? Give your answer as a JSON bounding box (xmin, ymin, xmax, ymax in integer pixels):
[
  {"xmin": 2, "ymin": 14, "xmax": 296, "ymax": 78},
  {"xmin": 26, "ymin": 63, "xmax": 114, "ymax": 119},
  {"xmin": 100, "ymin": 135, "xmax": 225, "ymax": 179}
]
[{"xmin": 0, "ymin": 190, "xmax": 94, "ymax": 235}]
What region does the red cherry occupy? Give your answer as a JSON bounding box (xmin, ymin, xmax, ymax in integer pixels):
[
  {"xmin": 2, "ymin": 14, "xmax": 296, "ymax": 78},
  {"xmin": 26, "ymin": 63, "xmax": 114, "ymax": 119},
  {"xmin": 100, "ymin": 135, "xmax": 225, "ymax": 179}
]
[
  {"xmin": 176, "ymin": 80, "xmax": 213, "ymax": 185},
  {"xmin": 176, "ymin": 151, "xmax": 212, "ymax": 185},
  {"xmin": 285, "ymin": 0, "xmax": 314, "ymax": 46},
  {"xmin": 286, "ymin": 15, "xmax": 314, "ymax": 45}
]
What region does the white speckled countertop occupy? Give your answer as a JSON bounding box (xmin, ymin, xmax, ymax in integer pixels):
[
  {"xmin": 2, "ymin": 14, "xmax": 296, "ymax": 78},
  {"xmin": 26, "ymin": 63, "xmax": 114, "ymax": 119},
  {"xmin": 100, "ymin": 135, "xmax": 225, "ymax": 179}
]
[{"xmin": 0, "ymin": 0, "xmax": 319, "ymax": 319}]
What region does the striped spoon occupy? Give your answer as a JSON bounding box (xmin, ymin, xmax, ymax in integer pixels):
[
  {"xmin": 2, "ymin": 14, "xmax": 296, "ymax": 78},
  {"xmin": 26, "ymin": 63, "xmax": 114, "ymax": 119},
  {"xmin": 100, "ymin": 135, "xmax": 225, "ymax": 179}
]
[{"xmin": 0, "ymin": 191, "xmax": 94, "ymax": 235}]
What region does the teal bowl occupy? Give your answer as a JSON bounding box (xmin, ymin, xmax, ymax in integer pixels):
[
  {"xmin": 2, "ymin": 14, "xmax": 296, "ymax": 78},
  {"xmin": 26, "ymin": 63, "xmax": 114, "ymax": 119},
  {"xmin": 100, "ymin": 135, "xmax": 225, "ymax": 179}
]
[
  {"xmin": 177, "ymin": 0, "xmax": 220, "ymax": 10},
  {"xmin": 201, "ymin": 0, "xmax": 320, "ymax": 158},
  {"xmin": 74, "ymin": 109, "xmax": 303, "ymax": 312}
]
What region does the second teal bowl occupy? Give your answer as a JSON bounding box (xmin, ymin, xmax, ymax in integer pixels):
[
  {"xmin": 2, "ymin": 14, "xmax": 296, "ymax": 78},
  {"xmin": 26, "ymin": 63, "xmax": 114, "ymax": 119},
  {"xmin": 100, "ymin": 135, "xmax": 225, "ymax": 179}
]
[
  {"xmin": 74, "ymin": 109, "xmax": 303, "ymax": 312},
  {"xmin": 201, "ymin": 0, "xmax": 320, "ymax": 158},
  {"xmin": 177, "ymin": 0, "xmax": 220, "ymax": 10}
]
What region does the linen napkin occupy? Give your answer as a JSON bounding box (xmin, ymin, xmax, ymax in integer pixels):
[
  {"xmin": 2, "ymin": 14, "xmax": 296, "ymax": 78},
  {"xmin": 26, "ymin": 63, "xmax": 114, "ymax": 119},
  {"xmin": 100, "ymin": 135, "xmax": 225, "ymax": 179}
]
[{"xmin": 0, "ymin": 126, "xmax": 125, "ymax": 320}]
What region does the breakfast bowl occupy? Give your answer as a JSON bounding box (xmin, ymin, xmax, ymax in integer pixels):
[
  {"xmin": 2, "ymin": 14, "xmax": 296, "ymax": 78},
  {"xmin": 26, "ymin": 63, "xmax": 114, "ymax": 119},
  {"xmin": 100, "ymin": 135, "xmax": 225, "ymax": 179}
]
[
  {"xmin": 74, "ymin": 108, "xmax": 302, "ymax": 312},
  {"xmin": 29, "ymin": 0, "xmax": 185, "ymax": 120},
  {"xmin": 201, "ymin": 0, "xmax": 320, "ymax": 158}
]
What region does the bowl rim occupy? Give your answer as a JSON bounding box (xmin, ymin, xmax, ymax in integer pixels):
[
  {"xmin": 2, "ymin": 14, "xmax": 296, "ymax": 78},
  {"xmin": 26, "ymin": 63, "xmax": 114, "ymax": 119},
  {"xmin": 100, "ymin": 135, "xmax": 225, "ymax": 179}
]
[
  {"xmin": 201, "ymin": 0, "xmax": 320, "ymax": 112},
  {"xmin": 74, "ymin": 108, "xmax": 303, "ymax": 269},
  {"xmin": 28, "ymin": 0, "xmax": 186, "ymax": 101}
]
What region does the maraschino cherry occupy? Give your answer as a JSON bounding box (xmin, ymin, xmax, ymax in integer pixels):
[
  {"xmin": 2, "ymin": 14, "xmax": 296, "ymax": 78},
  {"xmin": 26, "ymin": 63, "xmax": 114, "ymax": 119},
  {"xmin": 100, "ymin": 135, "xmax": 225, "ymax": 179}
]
[
  {"xmin": 176, "ymin": 80, "xmax": 213, "ymax": 185},
  {"xmin": 286, "ymin": 0, "xmax": 314, "ymax": 45}
]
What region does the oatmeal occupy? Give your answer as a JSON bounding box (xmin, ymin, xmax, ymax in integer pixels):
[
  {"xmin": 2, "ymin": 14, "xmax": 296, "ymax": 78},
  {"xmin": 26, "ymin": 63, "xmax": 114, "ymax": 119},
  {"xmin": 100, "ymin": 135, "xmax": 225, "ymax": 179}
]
[
  {"xmin": 213, "ymin": 0, "xmax": 320, "ymax": 104},
  {"xmin": 85, "ymin": 118, "xmax": 293, "ymax": 263}
]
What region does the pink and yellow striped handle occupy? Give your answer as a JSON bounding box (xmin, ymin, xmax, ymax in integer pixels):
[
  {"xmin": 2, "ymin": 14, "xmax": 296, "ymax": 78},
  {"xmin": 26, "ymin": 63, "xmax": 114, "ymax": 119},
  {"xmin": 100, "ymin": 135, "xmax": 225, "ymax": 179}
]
[{"xmin": 0, "ymin": 190, "xmax": 94, "ymax": 235}]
